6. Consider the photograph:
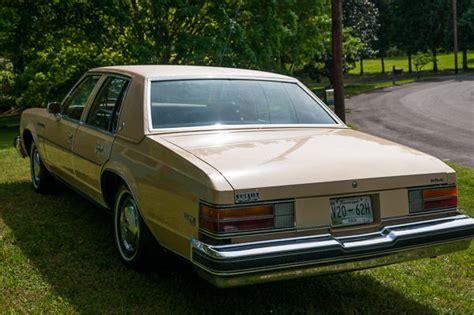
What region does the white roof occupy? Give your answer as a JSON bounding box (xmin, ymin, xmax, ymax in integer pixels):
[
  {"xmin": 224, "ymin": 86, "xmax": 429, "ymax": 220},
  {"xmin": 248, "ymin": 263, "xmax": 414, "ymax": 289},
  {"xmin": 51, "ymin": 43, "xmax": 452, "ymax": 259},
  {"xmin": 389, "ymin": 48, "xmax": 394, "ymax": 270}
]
[{"xmin": 90, "ymin": 65, "xmax": 296, "ymax": 81}]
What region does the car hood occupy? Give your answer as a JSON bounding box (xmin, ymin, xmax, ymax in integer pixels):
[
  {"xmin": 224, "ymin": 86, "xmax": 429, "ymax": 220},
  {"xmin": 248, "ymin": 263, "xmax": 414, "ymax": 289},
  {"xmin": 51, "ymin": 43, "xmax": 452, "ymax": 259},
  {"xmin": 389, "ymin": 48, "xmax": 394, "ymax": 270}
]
[{"xmin": 153, "ymin": 128, "xmax": 454, "ymax": 200}]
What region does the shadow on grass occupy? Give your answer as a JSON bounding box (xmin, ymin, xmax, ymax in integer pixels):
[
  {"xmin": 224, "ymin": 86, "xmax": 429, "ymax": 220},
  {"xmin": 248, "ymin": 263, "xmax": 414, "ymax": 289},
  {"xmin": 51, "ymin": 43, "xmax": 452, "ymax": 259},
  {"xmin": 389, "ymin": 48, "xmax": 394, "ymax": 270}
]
[{"xmin": 0, "ymin": 180, "xmax": 436, "ymax": 313}]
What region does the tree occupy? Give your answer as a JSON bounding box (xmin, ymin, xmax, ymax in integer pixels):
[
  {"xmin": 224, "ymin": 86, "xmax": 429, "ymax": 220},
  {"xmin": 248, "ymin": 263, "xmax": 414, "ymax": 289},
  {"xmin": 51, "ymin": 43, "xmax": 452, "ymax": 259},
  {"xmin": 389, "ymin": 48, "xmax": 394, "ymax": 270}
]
[
  {"xmin": 456, "ymin": 0, "xmax": 474, "ymax": 70},
  {"xmin": 0, "ymin": 0, "xmax": 132, "ymax": 106},
  {"xmin": 413, "ymin": 51, "xmax": 431, "ymax": 75},
  {"xmin": 342, "ymin": 0, "xmax": 379, "ymax": 75},
  {"xmin": 0, "ymin": 0, "xmax": 336, "ymax": 107},
  {"xmin": 425, "ymin": 0, "xmax": 450, "ymax": 72},
  {"xmin": 391, "ymin": 0, "xmax": 427, "ymax": 73},
  {"xmin": 392, "ymin": 0, "xmax": 452, "ymax": 73},
  {"xmin": 372, "ymin": 0, "xmax": 394, "ymax": 74}
]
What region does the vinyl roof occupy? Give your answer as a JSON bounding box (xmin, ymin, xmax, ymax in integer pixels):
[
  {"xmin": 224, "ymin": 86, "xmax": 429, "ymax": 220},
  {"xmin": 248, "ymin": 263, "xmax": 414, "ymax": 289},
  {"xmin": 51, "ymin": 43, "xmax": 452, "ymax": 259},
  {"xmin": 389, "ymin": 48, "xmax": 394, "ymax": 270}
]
[{"xmin": 89, "ymin": 65, "xmax": 295, "ymax": 81}]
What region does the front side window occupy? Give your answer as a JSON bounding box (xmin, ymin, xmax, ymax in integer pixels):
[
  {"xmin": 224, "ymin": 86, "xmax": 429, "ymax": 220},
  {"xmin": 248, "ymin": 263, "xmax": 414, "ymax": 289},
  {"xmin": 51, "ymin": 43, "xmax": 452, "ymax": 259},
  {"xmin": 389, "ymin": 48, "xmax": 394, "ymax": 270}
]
[
  {"xmin": 63, "ymin": 75, "xmax": 101, "ymax": 121},
  {"xmin": 86, "ymin": 77, "xmax": 129, "ymax": 132},
  {"xmin": 150, "ymin": 80, "xmax": 336, "ymax": 129}
]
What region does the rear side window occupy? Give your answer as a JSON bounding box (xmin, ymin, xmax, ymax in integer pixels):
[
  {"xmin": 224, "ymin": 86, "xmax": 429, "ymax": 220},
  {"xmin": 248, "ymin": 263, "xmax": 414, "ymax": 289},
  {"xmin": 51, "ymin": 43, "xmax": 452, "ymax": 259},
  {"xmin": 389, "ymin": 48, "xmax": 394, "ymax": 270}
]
[
  {"xmin": 86, "ymin": 77, "xmax": 129, "ymax": 132},
  {"xmin": 63, "ymin": 75, "xmax": 100, "ymax": 121}
]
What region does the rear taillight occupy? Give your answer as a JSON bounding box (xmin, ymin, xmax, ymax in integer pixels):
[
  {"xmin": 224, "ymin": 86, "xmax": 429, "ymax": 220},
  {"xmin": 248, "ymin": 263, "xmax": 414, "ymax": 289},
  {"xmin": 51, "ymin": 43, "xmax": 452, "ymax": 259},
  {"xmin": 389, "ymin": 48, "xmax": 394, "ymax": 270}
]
[
  {"xmin": 199, "ymin": 202, "xmax": 294, "ymax": 234},
  {"xmin": 409, "ymin": 186, "xmax": 457, "ymax": 213}
]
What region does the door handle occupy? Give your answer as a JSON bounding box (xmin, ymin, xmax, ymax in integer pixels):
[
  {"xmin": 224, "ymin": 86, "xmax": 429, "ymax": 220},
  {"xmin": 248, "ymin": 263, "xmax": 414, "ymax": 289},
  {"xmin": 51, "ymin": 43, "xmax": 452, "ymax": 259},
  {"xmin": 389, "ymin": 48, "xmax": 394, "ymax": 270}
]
[
  {"xmin": 95, "ymin": 144, "xmax": 104, "ymax": 153},
  {"xmin": 66, "ymin": 132, "xmax": 73, "ymax": 143}
]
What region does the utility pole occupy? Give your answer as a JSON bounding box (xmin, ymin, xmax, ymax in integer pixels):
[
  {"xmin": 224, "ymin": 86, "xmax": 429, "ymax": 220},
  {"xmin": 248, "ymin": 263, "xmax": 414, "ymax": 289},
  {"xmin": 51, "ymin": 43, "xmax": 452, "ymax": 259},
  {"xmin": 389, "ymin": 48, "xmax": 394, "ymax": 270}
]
[
  {"xmin": 453, "ymin": 0, "xmax": 458, "ymax": 74},
  {"xmin": 331, "ymin": 0, "xmax": 345, "ymax": 122}
]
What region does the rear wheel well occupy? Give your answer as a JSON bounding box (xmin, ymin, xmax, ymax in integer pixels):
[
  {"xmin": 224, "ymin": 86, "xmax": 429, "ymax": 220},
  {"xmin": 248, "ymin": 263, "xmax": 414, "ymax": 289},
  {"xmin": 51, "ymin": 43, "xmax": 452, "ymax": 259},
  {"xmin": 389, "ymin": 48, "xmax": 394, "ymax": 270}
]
[
  {"xmin": 23, "ymin": 130, "xmax": 33, "ymax": 156},
  {"xmin": 101, "ymin": 171, "xmax": 126, "ymax": 210}
]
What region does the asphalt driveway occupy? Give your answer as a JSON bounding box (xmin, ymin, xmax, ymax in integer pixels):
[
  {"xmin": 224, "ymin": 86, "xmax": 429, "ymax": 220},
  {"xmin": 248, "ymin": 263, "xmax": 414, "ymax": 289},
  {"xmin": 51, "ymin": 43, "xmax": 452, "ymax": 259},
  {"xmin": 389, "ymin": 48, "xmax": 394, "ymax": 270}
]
[{"xmin": 347, "ymin": 76, "xmax": 474, "ymax": 168}]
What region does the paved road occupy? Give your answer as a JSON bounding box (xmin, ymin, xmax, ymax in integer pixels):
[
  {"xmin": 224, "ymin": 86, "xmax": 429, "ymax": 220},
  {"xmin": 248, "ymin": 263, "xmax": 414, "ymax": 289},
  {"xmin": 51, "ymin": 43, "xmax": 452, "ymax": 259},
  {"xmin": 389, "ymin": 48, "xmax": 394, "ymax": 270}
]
[{"xmin": 347, "ymin": 76, "xmax": 474, "ymax": 168}]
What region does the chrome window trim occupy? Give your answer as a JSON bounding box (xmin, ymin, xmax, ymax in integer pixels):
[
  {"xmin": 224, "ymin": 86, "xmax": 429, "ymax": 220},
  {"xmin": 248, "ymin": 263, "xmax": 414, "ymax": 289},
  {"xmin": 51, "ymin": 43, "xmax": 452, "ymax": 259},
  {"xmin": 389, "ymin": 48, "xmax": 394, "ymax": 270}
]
[
  {"xmin": 145, "ymin": 77, "xmax": 345, "ymax": 134},
  {"xmin": 82, "ymin": 74, "xmax": 131, "ymax": 135},
  {"xmin": 60, "ymin": 74, "xmax": 105, "ymax": 122}
]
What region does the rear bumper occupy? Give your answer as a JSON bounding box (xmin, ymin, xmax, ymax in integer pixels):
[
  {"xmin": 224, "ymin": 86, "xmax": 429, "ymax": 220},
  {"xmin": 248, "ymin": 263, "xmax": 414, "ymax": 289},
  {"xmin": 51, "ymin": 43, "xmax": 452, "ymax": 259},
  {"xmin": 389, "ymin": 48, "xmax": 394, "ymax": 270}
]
[
  {"xmin": 14, "ymin": 135, "xmax": 27, "ymax": 158},
  {"xmin": 191, "ymin": 214, "xmax": 474, "ymax": 287}
]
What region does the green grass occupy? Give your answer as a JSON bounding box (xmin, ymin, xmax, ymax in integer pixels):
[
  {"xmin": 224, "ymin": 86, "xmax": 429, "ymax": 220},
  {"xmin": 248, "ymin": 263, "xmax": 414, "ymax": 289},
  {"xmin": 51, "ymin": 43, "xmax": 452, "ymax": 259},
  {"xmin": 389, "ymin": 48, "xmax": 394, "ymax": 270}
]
[
  {"xmin": 344, "ymin": 78, "xmax": 416, "ymax": 97},
  {"xmin": 0, "ymin": 123, "xmax": 473, "ymax": 313},
  {"xmin": 0, "ymin": 115, "xmax": 20, "ymax": 150},
  {"xmin": 308, "ymin": 78, "xmax": 417, "ymax": 100},
  {"xmin": 349, "ymin": 51, "xmax": 474, "ymax": 75}
]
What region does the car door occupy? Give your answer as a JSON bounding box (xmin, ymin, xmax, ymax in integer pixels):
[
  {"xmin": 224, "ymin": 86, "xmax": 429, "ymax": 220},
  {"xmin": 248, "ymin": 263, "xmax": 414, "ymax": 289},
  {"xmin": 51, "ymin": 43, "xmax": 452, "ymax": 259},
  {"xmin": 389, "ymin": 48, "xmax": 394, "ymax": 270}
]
[
  {"xmin": 43, "ymin": 75, "xmax": 102, "ymax": 183},
  {"xmin": 72, "ymin": 75, "xmax": 130, "ymax": 201}
]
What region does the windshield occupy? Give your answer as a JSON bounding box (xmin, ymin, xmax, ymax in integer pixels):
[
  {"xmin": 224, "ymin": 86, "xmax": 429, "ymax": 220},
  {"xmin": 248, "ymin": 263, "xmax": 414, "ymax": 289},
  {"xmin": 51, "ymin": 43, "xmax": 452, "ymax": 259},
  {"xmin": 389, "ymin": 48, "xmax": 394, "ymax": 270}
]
[{"xmin": 150, "ymin": 79, "xmax": 336, "ymax": 129}]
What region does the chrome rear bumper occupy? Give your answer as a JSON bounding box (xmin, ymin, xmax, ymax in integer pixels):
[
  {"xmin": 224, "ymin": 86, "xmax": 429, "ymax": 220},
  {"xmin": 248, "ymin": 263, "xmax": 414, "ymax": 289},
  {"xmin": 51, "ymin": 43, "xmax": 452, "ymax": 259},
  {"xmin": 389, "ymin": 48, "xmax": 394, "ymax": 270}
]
[{"xmin": 191, "ymin": 214, "xmax": 474, "ymax": 287}]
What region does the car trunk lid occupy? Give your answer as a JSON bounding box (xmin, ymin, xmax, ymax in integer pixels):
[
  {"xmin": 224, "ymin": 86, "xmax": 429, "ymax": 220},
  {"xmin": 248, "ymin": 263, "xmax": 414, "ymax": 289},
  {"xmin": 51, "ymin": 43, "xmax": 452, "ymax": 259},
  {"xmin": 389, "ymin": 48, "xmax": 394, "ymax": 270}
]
[{"xmin": 153, "ymin": 128, "xmax": 453, "ymax": 201}]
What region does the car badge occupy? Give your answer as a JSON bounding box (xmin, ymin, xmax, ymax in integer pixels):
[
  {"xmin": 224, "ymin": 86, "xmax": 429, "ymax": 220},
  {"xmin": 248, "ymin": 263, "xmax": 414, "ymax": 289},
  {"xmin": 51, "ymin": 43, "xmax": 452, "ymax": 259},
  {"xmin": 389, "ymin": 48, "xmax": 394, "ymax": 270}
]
[
  {"xmin": 352, "ymin": 180, "xmax": 358, "ymax": 188},
  {"xmin": 235, "ymin": 192, "xmax": 260, "ymax": 203}
]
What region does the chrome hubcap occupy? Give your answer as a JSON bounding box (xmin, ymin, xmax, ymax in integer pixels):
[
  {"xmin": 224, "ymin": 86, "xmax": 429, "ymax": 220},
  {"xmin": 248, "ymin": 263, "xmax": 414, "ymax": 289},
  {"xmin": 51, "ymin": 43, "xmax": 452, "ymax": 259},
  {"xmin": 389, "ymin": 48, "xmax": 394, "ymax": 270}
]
[
  {"xmin": 119, "ymin": 198, "xmax": 140, "ymax": 253},
  {"xmin": 32, "ymin": 149, "xmax": 41, "ymax": 185}
]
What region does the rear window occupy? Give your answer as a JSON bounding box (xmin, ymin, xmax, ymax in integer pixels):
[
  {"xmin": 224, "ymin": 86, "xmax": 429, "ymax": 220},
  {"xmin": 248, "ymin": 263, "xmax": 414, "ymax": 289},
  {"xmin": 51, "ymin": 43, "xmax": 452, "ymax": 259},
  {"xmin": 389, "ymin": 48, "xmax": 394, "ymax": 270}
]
[{"xmin": 150, "ymin": 79, "xmax": 336, "ymax": 129}]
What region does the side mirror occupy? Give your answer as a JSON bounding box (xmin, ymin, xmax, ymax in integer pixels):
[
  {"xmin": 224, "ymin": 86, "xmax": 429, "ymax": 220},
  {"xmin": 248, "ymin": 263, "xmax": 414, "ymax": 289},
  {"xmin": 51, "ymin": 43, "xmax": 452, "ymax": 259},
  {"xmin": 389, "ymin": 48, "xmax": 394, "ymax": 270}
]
[{"xmin": 47, "ymin": 102, "xmax": 61, "ymax": 115}]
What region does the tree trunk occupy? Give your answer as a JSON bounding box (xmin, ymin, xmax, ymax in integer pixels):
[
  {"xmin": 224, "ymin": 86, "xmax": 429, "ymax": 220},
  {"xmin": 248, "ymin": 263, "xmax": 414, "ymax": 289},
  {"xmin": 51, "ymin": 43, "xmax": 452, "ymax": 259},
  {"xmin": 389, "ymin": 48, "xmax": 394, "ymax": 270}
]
[
  {"xmin": 462, "ymin": 48, "xmax": 468, "ymax": 71},
  {"xmin": 360, "ymin": 57, "xmax": 364, "ymax": 75},
  {"xmin": 408, "ymin": 52, "xmax": 412, "ymax": 73},
  {"xmin": 381, "ymin": 55, "xmax": 385, "ymax": 74},
  {"xmin": 433, "ymin": 49, "xmax": 438, "ymax": 73}
]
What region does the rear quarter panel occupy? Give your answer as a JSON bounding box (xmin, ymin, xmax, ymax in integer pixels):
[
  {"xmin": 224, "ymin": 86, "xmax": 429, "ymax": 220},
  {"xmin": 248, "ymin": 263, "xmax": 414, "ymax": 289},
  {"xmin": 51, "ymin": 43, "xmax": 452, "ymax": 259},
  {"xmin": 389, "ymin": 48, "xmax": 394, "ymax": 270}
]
[{"xmin": 103, "ymin": 136, "xmax": 234, "ymax": 259}]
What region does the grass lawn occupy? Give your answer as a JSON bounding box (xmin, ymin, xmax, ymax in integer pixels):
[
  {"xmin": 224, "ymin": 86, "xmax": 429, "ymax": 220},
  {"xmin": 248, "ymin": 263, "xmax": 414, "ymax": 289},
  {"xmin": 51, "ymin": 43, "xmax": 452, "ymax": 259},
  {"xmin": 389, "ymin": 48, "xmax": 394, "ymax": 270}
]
[
  {"xmin": 0, "ymin": 115, "xmax": 20, "ymax": 151},
  {"xmin": 0, "ymin": 121, "xmax": 473, "ymax": 313},
  {"xmin": 308, "ymin": 78, "xmax": 417, "ymax": 100},
  {"xmin": 349, "ymin": 51, "xmax": 474, "ymax": 75}
]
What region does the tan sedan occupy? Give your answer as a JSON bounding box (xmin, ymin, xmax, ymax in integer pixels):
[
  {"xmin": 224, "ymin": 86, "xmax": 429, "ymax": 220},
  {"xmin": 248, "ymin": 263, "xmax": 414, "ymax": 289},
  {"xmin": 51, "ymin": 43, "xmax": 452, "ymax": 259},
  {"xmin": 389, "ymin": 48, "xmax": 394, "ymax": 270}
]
[{"xmin": 15, "ymin": 65, "xmax": 474, "ymax": 287}]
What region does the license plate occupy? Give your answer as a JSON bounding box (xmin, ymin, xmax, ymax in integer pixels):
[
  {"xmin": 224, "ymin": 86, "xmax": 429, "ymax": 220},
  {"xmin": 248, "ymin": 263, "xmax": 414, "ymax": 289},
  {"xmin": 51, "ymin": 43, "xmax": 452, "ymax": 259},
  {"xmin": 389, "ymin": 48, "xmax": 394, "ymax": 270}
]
[{"xmin": 330, "ymin": 195, "xmax": 373, "ymax": 227}]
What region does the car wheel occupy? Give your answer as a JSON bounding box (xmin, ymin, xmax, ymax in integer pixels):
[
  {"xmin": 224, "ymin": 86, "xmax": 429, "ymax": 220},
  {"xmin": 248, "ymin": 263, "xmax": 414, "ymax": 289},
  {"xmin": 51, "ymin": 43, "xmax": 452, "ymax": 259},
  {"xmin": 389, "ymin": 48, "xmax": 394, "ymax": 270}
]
[
  {"xmin": 30, "ymin": 142, "xmax": 55, "ymax": 194},
  {"xmin": 113, "ymin": 186, "xmax": 155, "ymax": 268}
]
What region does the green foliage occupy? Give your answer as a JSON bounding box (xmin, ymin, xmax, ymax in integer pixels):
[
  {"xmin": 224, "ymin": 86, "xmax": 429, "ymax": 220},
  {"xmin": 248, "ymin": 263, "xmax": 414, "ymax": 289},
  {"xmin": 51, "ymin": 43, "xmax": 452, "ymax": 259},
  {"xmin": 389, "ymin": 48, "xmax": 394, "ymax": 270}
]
[
  {"xmin": 459, "ymin": 1, "xmax": 474, "ymax": 50},
  {"xmin": 0, "ymin": 63, "xmax": 14, "ymax": 94},
  {"xmin": 343, "ymin": 0, "xmax": 379, "ymax": 58},
  {"xmin": 413, "ymin": 52, "xmax": 434, "ymax": 73},
  {"xmin": 0, "ymin": 0, "xmax": 342, "ymax": 107},
  {"xmin": 371, "ymin": 0, "xmax": 393, "ymax": 58},
  {"xmin": 295, "ymin": 27, "xmax": 363, "ymax": 82},
  {"xmin": 1, "ymin": 0, "xmax": 474, "ymax": 105},
  {"xmin": 0, "ymin": 0, "xmax": 371, "ymax": 106},
  {"xmin": 0, "ymin": 1, "xmax": 133, "ymax": 107}
]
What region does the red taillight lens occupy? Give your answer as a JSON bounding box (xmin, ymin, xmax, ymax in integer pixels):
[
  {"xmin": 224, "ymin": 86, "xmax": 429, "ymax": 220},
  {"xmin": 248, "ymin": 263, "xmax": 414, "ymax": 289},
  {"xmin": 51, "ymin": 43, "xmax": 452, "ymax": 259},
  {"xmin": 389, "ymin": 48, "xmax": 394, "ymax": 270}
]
[
  {"xmin": 199, "ymin": 203, "xmax": 294, "ymax": 234},
  {"xmin": 409, "ymin": 186, "xmax": 457, "ymax": 213},
  {"xmin": 422, "ymin": 187, "xmax": 457, "ymax": 210}
]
